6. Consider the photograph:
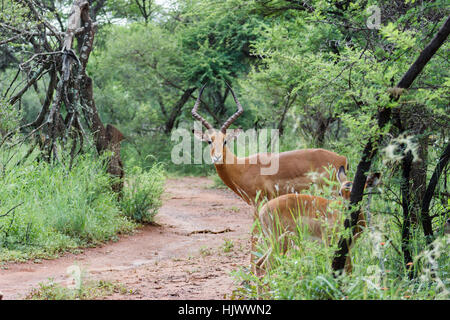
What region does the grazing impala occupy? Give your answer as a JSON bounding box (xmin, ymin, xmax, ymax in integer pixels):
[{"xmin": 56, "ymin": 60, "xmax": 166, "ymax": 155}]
[
  {"xmin": 444, "ymin": 218, "xmax": 450, "ymax": 235},
  {"xmin": 192, "ymin": 83, "xmax": 348, "ymax": 206},
  {"xmin": 256, "ymin": 166, "xmax": 381, "ymax": 275}
]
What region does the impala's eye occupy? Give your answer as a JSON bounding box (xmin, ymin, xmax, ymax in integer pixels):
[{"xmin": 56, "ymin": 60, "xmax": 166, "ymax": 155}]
[
  {"xmin": 223, "ymin": 140, "xmax": 227, "ymax": 145},
  {"xmin": 207, "ymin": 140, "xmax": 212, "ymax": 144}
]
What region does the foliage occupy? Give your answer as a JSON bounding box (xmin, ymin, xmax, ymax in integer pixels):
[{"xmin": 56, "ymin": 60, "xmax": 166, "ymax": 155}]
[
  {"xmin": 121, "ymin": 133, "xmax": 215, "ymax": 176},
  {"xmin": 237, "ymin": 233, "xmax": 449, "ymax": 300},
  {"xmin": 1, "ymin": 0, "xmax": 449, "ymax": 300},
  {"xmin": 0, "ymin": 101, "xmax": 20, "ymax": 136},
  {"xmin": 0, "ymin": 148, "xmax": 136, "ymax": 261},
  {"xmin": 89, "ymin": 0, "xmax": 265, "ymax": 149},
  {"xmin": 25, "ymin": 279, "xmax": 132, "ymax": 300},
  {"xmin": 119, "ymin": 163, "xmax": 166, "ymax": 223},
  {"xmin": 233, "ymin": 180, "xmax": 450, "ymax": 300}
]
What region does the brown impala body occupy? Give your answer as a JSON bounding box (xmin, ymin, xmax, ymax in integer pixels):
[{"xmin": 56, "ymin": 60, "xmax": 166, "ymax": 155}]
[
  {"xmin": 256, "ymin": 166, "xmax": 381, "ymax": 275},
  {"xmin": 213, "ymin": 146, "xmax": 348, "ymax": 205},
  {"xmin": 192, "ymin": 83, "xmax": 348, "ymax": 206}
]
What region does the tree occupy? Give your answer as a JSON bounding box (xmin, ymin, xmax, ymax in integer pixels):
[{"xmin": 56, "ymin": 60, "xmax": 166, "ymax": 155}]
[
  {"xmin": 332, "ymin": 14, "xmax": 450, "ymax": 274},
  {"xmin": 1, "ymin": 0, "xmax": 125, "ymax": 194},
  {"xmin": 90, "ymin": 0, "xmax": 265, "ymax": 138}
]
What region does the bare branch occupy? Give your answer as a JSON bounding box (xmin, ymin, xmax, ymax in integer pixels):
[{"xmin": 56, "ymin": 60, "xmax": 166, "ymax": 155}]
[{"xmin": 8, "ymin": 65, "xmax": 48, "ymax": 105}]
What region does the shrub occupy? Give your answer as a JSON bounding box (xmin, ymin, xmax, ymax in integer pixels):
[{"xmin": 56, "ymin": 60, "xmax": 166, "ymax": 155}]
[
  {"xmin": 0, "ymin": 151, "xmax": 135, "ymax": 261},
  {"xmin": 233, "ymin": 173, "xmax": 450, "ymax": 300},
  {"xmin": 119, "ymin": 163, "xmax": 166, "ymax": 223}
]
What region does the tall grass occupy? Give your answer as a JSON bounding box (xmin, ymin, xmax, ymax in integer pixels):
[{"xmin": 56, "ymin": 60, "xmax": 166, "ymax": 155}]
[
  {"xmin": 0, "ymin": 152, "xmax": 137, "ymax": 261},
  {"xmin": 119, "ymin": 163, "xmax": 166, "ymax": 223},
  {"xmin": 233, "ymin": 176, "xmax": 450, "ymax": 300}
]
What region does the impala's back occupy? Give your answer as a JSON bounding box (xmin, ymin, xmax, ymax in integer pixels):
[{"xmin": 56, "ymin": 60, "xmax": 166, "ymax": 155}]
[{"xmin": 259, "ymin": 148, "xmax": 348, "ymax": 196}]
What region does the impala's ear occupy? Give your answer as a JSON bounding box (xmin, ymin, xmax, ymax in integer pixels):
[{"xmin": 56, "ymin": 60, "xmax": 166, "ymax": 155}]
[
  {"xmin": 192, "ymin": 129, "xmax": 209, "ymax": 142},
  {"xmin": 337, "ymin": 165, "xmax": 347, "ymax": 184},
  {"xmin": 366, "ymin": 172, "xmax": 381, "ymax": 188},
  {"xmin": 224, "ymin": 128, "xmax": 243, "ymax": 144}
]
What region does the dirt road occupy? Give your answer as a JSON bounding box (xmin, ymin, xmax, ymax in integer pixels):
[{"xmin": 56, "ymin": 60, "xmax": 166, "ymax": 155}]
[{"xmin": 0, "ymin": 177, "xmax": 254, "ymax": 299}]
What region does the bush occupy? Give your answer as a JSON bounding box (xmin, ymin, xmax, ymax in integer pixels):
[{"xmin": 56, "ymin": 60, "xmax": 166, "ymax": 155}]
[
  {"xmin": 0, "ymin": 151, "xmax": 136, "ymax": 261},
  {"xmin": 119, "ymin": 163, "xmax": 166, "ymax": 223},
  {"xmin": 233, "ymin": 202, "xmax": 450, "ymax": 300},
  {"xmin": 232, "ymin": 171, "xmax": 450, "ymax": 300}
]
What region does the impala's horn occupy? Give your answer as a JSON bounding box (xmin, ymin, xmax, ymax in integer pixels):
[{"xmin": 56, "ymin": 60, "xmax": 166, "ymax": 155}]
[
  {"xmin": 191, "ymin": 83, "xmax": 213, "ymax": 130},
  {"xmin": 220, "ymin": 82, "xmax": 244, "ymax": 133}
]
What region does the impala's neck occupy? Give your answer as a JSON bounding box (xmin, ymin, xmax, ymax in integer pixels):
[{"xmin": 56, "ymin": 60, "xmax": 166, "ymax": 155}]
[
  {"xmin": 214, "ymin": 146, "xmax": 251, "ymax": 204},
  {"xmin": 214, "ymin": 146, "xmax": 241, "ymax": 177},
  {"xmin": 222, "ymin": 145, "xmax": 239, "ymax": 165}
]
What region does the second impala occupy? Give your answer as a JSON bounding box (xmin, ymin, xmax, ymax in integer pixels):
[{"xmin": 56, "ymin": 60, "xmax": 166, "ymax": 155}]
[{"xmin": 256, "ymin": 166, "xmax": 381, "ymax": 275}]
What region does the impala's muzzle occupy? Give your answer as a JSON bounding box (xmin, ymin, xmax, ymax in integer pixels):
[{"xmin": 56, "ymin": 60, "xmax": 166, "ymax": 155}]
[{"xmin": 212, "ymin": 154, "xmax": 223, "ymax": 164}]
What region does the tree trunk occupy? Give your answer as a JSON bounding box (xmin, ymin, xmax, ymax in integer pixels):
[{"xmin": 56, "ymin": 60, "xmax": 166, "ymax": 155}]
[
  {"xmin": 63, "ymin": 0, "xmax": 125, "ymax": 195},
  {"xmin": 400, "ymin": 151, "xmax": 414, "ymax": 278},
  {"xmin": 277, "ymin": 90, "xmax": 297, "ymax": 136},
  {"xmin": 421, "ymin": 142, "xmax": 450, "ymax": 241},
  {"xmin": 332, "ymin": 15, "xmax": 450, "ymax": 273},
  {"xmin": 410, "ymin": 118, "xmax": 429, "ymax": 226},
  {"xmin": 164, "ymin": 87, "xmax": 196, "ymax": 134}
]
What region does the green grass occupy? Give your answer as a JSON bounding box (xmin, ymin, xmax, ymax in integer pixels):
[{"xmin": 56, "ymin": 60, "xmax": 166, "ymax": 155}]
[
  {"xmin": 119, "ymin": 163, "xmax": 166, "ymax": 223},
  {"xmin": 0, "ymin": 152, "xmax": 137, "ymax": 261},
  {"xmin": 232, "ymin": 192, "xmax": 450, "ymax": 300},
  {"xmin": 25, "ymin": 279, "xmax": 133, "ymax": 300},
  {"xmin": 229, "ymin": 168, "xmax": 450, "ymax": 300},
  {"xmin": 207, "ymin": 174, "xmax": 228, "ymax": 189},
  {"xmin": 222, "ymin": 239, "xmax": 234, "ymax": 253},
  {"xmin": 0, "ymin": 141, "xmax": 166, "ymax": 262}
]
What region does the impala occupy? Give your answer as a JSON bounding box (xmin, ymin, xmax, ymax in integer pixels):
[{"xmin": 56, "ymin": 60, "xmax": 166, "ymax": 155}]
[
  {"xmin": 256, "ymin": 166, "xmax": 381, "ymax": 275},
  {"xmin": 444, "ymin": 218, "xmax": 450, "ymax": 235},
  {"xmin": 192, "ymin": 83, "xmax": 349, "ymax": 206}
]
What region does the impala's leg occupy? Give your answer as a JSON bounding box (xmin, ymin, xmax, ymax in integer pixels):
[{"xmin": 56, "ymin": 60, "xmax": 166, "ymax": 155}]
[
  {"xmin": 250, "ymin": 206, "xmax": 263, "ymax": 274},
  {"xmin": 255, "ymin": 247, "xmax": 271, "ymax": 277},
  {"xmin": 255, "ymin": 230, "xmax": 292, "ymax": 278},
  {"xmin": 249, "ymin": 207, "xmax": 257, "ymax": 273},
  {"xmin": 250, "ymin": 227, "xmax": 258, "ymax": 274}
]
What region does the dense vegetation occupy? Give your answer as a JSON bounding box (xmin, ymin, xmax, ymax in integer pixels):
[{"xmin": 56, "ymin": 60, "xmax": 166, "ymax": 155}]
[{"xmin": 1, "ymin": 0, "xmax": 449, "ymax": 299}]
